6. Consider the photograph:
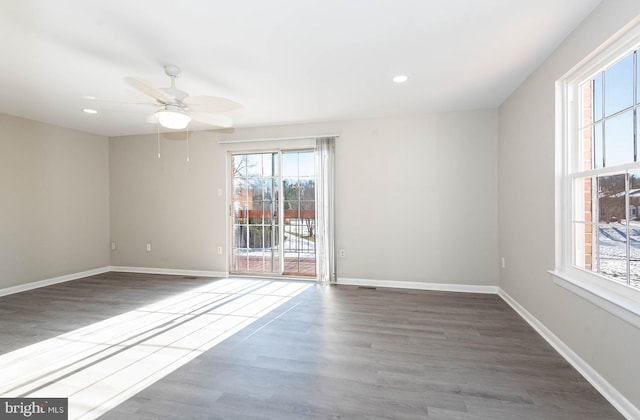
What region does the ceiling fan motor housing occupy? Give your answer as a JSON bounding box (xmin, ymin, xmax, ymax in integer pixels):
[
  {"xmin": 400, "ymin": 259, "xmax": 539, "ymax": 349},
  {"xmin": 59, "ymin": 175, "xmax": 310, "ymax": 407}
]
[{"xmin": 164, "ymin": 65, "xmax": 182, "ymax": 78}]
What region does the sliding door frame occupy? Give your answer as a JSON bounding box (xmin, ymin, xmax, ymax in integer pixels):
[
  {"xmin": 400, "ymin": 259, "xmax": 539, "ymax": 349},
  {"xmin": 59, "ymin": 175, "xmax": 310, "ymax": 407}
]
[{"xmin": 226, "ymin": 147, "xmax": 317, "ymax": 280}]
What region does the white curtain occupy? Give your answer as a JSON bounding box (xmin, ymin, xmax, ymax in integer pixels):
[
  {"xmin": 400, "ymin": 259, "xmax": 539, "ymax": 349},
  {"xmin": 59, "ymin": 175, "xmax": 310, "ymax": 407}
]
[{"xmin": 315, "ymin": 136, "xmax": 336, "ymax": 284}]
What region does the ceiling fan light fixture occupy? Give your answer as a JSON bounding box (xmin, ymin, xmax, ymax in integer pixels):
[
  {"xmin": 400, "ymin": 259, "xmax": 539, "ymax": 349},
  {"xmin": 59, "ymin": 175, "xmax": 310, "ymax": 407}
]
[{"xmin": 157, "ymin": 106, "xmax": 191, "ymax": 129}]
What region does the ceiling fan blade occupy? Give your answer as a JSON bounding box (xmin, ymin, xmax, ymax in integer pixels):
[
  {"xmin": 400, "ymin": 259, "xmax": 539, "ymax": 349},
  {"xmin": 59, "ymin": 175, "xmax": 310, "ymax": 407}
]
[
  {"xmin": 183, "ymin": 95, "xmax": 242, "ymax": 113},
  {"xmin": 190, "ymin": 113, "xmax": 233, "ymax": 128},
  {"xmin": 125, "ymin": 77, "xmax": 172, "ymax": 104},
  {"xmin": 83, "ymin": 95, "xmax": 156, "ymax": 106}
]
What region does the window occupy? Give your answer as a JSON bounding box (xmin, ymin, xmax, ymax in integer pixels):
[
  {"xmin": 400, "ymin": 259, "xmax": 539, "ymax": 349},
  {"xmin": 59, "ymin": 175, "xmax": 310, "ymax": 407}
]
[
  {"xmin": 556, "ymin": 23, "xmax": 640, "ymax": 327},
  {"xmin": 575, "ymin": 50, "xmax": 640, "ymax": 287}
]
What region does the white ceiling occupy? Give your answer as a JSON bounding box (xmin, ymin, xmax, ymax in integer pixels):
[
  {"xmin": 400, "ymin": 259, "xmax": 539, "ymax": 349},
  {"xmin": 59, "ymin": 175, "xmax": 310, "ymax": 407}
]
[{"xmin": 0, "ymin": 0, "xmax": 601, "ymax": 137}]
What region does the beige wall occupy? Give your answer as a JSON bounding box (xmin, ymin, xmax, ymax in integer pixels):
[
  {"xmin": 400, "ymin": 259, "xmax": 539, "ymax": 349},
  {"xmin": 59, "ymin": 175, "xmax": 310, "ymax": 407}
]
[
  {"xmin": 110, "ymin": 110, "xmax": 499, "ymax": 286},
  {"xmin": 109, "ymin": 130, "xmax": 227, "ymax": 271},
  {"xmin": 499, "ymin": 0, "xmax": 640, "ymax": 410},
  {"xmin": 0, "ymin": 114, "xmax": 110, "ymax": 288}
]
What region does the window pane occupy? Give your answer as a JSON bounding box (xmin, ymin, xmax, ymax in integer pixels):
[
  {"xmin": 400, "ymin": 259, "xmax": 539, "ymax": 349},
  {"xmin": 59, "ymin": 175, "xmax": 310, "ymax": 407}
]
[
  {"xmin": 604, "ymin": 110, "xmax": 634, "ymax": 167},
  {"xmin": 581, "ymin": 81, "xmax": 593, "ymax": 127},
  {"xmin": 594, "ymin": 122, "xmax": 603, "ymax": 169},
  {"xmin": 630, "ymin": 225, "xmax": 640, "ymax": 288},
  {"xmin": 630, "ymin": 171, "xmax": 640, "ymax": 287},
  {"xmin": 630, "ymin": 264, "xmax": 640, "ymax": 288},
  {"xmin": 251, "ymin": 181, "xmax": 264, "ymax": 201},
  {"xmin": 263, "ymin": 178, "xmax": 274, "ymax": 201},
  {"xmin": 232, "ymin": 248, "xmax": 246, "ymax": 272},
  {"xmin": 248, "ymin": 226, "xmax": 265, "ymax": 249},
  {"xmin": 273, "ymin": 224, "xmax": 281, "ymax": 245},
  {"xmin": 574, "ymin": 177, "xmax": 594, "ymax": 223},
  {"xmin": 233, "ymin": 225, "xmax": 247, "ymax": 249},
  {"xmin": 249, "ymin": 190, "xmax": 263, "ymax": 224},
  {"xmin": 581, "ymin": 126, "xmax": 593, "ymax": 170},
  {"xmin": 298, "ymin": 152, "xmax": 315, "ymax": 177},
  {"xmin": 232, "ymin": 155, "xmax": 248, "ymax": 178},
  {"xmin": 232, "ymin": 177, "xmax": 249, "ymax": 221},
  {"xmin": 598, "ymin": 174, "xmax": 626, "ymax": 223},
  {"xmin": 273, "ymin": 181, "xmax": 279, "ymax": 224},
  {"xmin": 245, "ymin": 154, "xmax": 261, "ymax": 176},
  {"xmin": 597, "ymin": 173, "xmax": 628, "ymax": 281},
  {"xmin": 630, "ymin": 172, "xmax": 640, "ymax": 218},
  {"xmin": 284, "ymin": 200, "xmax": 299, "ymax": 211},
  {"xmin": 604, "ymin": 53, "xmax": 634, "ymax": 117},
  {"xmin": 299, "ymin": 178, "xmax": 315, "ymax": 200},
  {"xmin": 302, "ymin": 196, "xmax": 315, "ymax": 214},
  {"xmin": 282, "ymin": 152, "xmax": 298, "ymax": 178},
  {"xmin": 594, "ymin": 73, "xmax": 603, "ymax": 122},
  {"xmin": 638, "ymin": 110, "xmax": 640, "ymax": 154},
  {"xmin": 283, "ymin": 180, "xmax": 300, "ymax": 201},
  {"xmin": 597, "ymin": 225, "xmax": 628, "ymax": 281},
  {"xmin": 574, "ymin": 222, "xmax": 596, "ymax": 272},
  {"xmin": 258, "ymin": 154, "xmax": 271, "ymax": 176}
]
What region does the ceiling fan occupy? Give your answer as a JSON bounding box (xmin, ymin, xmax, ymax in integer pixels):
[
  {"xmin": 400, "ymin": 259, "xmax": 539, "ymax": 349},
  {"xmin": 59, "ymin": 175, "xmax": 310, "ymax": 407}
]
[{"xmin": 124, "ymin": 65, "xmax": 242, "ymax": 130}]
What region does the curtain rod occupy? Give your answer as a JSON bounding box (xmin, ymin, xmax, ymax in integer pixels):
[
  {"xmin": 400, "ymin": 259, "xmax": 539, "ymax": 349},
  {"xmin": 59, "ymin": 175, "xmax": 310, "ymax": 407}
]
[{"xmin": 218, "ymin": 134, "xmax": 339, "ymax": 144}]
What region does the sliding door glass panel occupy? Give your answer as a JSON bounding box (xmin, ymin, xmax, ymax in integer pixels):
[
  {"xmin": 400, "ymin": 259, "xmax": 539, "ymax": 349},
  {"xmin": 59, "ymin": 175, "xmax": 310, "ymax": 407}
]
[
  {"xmin": 282, "ymin": 151, "xmax": 316, "ymax": 276},
  {"xmin": 231, "ymin": 152, "xmax": 280, "ymax": 274}
]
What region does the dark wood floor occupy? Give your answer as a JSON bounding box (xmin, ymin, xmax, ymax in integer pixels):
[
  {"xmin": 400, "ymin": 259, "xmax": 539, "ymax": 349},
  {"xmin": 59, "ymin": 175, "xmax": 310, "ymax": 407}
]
[{"xmin": 0, "ymin": 272, "xmax": 622, "ymax": 419}]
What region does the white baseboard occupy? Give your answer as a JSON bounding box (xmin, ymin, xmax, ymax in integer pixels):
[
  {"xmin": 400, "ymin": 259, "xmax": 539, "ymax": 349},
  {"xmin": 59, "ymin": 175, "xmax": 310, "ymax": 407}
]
[
  {"xmin": 498, "ymin": 289, "xmax": 639, "ymax": 420},
  {"xmin": 109, "ymin": 266, "xmax": 228, "ymax": 278},
  {"xmin": 336, "ymin": 277, "xmax": 499, "ymax": 294},
  {"xmin": 0, "ymin": 266, "xmax": 111, "ymax": 298},
  {"xmin": 0, "ymin": 266, "xmax": 227, "ymax": 299}
]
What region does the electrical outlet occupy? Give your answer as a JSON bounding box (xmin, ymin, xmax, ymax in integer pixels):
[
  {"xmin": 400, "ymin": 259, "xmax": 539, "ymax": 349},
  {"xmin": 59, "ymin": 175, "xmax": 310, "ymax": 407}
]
[
  {"xmin": 146, "ymin": 242, "xmax": 152, "ymax": 252},
  {"xmin": 111, "ymin": 242, "xmax": 116, "ymax": 251},
  {"xmin": 217, "ymin": 246, "xmax": 223, "ymax": 255},
  {"xmin": 339, "ymin": 249, "xmax": 346, "ymax": 258}
]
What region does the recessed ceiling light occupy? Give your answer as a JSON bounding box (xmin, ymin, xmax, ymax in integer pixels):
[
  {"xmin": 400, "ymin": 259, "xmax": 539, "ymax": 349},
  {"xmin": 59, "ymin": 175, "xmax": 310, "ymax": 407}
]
[
  {"xmin": 393, "ymin": 74, "xmax": 408, "ymax": 83},
  {"xmin": 83, "ymin": 108, "xmax": 98, "ymax": 114}
]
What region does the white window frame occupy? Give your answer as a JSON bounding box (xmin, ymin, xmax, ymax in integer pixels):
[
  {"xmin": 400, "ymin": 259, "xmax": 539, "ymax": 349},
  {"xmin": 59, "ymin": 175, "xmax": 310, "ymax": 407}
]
[{"xmin": 553, "ymin": 19, "xmax": 640, "ymax": 328}]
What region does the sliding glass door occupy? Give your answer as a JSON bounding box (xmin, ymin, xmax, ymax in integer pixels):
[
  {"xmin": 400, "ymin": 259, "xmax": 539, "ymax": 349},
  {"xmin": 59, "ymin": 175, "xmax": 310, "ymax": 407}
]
[{"xmin": 230, "ymin": 150, "xmax": 316, "ymax": 277}]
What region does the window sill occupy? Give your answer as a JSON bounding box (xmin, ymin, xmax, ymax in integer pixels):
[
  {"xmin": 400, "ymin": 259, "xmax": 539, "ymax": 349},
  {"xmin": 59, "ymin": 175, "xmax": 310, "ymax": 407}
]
[{"xmin": 549, "ymin": 270, "xmax": 640, "ymax": 329}]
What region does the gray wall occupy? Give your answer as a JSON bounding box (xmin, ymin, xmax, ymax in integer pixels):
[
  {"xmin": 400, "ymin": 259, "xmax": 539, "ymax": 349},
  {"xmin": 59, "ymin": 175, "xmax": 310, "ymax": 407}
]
[
  {"xmin": 498, "ymin": 0, "xmax": 640, "ymax": 409},
  {"xmin": 0, "ymin": 114, "xmax": 110, "ymax": 288},
  {"xmin": 110, "ymin": 110, "xmax": 499, "ymax": 286}
]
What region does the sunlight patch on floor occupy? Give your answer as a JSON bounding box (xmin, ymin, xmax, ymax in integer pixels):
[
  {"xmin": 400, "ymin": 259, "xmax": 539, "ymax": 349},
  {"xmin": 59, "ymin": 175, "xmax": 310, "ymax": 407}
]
[{"xmin": 0, "ymin": 278, "xmax": 311, "ymax": 419}]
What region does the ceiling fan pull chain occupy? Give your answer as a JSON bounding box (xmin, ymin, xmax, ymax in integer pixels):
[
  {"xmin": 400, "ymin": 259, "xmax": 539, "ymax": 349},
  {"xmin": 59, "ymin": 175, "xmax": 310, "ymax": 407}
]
[
  {"xmin": 186, "ymin": 127, "xmax": 190, "ymax": 163},
  {"xmin": 157, "ymin": 121, "xmax": 161, "ymax": 159}
]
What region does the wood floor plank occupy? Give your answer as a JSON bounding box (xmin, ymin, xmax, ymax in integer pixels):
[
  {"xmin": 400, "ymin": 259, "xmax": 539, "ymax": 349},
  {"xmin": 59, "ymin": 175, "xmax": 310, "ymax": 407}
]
[{"xmin": 0, "ymin": 274, "xmax": 623, "ymax": 419}]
